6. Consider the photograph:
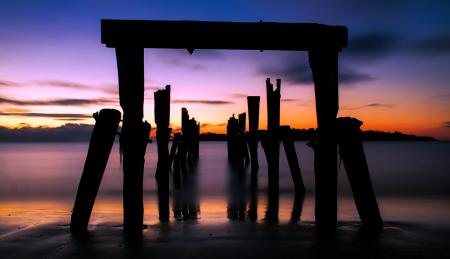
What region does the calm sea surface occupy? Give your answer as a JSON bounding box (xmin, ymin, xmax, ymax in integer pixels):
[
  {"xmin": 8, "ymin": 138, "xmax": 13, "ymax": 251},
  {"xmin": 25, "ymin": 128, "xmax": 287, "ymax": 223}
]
[{"xmin": 0, "ymin": 141, "xmax": 449, "ymax": 229}]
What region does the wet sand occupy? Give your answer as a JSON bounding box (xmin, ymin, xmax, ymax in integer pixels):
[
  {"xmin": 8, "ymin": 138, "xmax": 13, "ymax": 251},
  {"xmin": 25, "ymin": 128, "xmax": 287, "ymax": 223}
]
[{"xmin": 1, "ymin": 220, "xmax": 449, "ymax": 259}]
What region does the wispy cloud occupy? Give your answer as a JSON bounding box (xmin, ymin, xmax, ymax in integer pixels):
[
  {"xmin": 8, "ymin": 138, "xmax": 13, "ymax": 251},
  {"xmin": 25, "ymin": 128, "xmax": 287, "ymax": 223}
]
[
  {"xmin": 342, "ymin": 103, "xmax": 395, "ymax": 110},
  {"xmin": 0, "ymin": 80, "xmax": 19, "ymax": 87},
  {"xmin": 172, "ymin": 99, "xmax": 233, "ymax": 105},
  {"xmin": 257, "ymin": 59, "xmax": 373, "ymax": 86},
  {"xmin": 0, "ymin": 96, "xmax": 116, "ymax": 106},
  {"xmin": 33, "ymin": 80, "xmax": 93, "ymax": 90},
  {"xmin": 0, "ymin": 124, "xmax": 94, "ymax": 142},
  {"xmin": 281, "ymin": 98, "xmax": 299, "ymax": 102},
  {"xmin": 410, "ymin": 33, "xmax": 450, "ymax": 56},
  {"xmin": 229, "ymin": 93, "xmax": 249, "ymax": 99},
  {"xmin": 443, "ymin": 121, "xmax": 450, "ymax": 128},
  {"xmin": 200, "ymin": 122, "xmax": 226, "ymax": 128},
  {"xmin": 345, "ymin": 32, "xmax": 398, "ymax": 60},
  {"xmin": 0, "ymin": 112, "xmax": 92, "ymax": 118}
]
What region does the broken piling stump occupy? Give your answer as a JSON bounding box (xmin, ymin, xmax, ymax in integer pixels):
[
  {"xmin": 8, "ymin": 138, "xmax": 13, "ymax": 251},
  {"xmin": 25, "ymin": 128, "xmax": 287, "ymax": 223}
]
[
  {"xmin": 337, "ymin": 117, "xmax": 383, "ymax": 231},
  {"xmin": 70, "ymin": 109, "xmax": 121, "ymax": 234},
  {"xmin": 227, "ymin": 115, "xmax": 239, "ymax": 163}
]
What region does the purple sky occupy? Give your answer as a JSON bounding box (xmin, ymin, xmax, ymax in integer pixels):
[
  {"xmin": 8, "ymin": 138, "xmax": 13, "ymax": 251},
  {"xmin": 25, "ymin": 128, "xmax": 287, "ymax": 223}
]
[{"xmin": 0, "ymin": 0, "xmax": 449, "ymax": 139}]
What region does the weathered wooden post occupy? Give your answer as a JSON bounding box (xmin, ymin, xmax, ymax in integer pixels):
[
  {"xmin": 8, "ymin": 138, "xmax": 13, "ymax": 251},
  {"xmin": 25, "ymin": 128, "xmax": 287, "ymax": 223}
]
[
  {"xmin": 261, "ymin": 78, "xmax": 280, "ymax": 191},
  {"xmin": 154, "ymin": 85, "xmax": 171, "ymax": 222},
  {"xmin": 308, "ymin": 49, "xmax": 339, "ymax": 232},
  {"xmin": 237, "ymin": 112, "xmax": 248, "ymax": 168},
  {"xmin": 116, "ymin": 47, "xmax": 151, "ymax": 237},
  {"xmin": 336, "ymin": 117, "xmax": 383, "ymax": 231},
  {"xmin": 70, "ymin": 109, "xmax": 121, "ymax": 234},
  {"xmin": 247, "ymin": 96, "xmax": 260, "ymax": 175},
  {"xmin": 279, "ymin": 126, "xmax": 306, "ymax": 194},
  {"xmin": 188, "ymin": 117, "xmax": 198, "ymax": 164},
  {"xmin": 227, "ymin": 115, "xmax": 239, "ymax": 163},
  {"xmin": 155, "ymin": 85, "xmax": 171, "ymax": 179},
  {"xmin": 181, "ymin": 108, "xmax": 190, "ymax": 170},
  {"xmin": 193, "ymin": 122, "xmax": 200, "ymax": 161}
]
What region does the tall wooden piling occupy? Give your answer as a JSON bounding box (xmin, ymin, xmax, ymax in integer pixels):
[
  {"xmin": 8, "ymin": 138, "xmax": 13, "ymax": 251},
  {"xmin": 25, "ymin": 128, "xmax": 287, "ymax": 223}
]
[
  {"xmin": 309, "ymin": 49, "xmax": 339, "ymax": 232},
  {"xmin": 181, "ymin": 108, "xmax": 190, "ymax": 170},
  {"xmin": 337, "ymin": 117, "xmax": 383, "ymax": 231},
  {"xmin": 238, "ymin": 112, "xmax": 248, "ymax": 168},
  {"xmin": 247, "ymin": 96, "xmax": 260, "ymax": 175},
  {"xmin": 116, "ymin": 46, "xmax": 150, "ymax": 237},
  {"xmin": 155, "ymin": 85, "xmax": 171, "ymax": 179},
  {"xmin": 262, "ymin": 78, "xmax": 281, "ymax": 191},
  {"xmin": 70, "ymin": 109, "xmax": 121, "ymax": 234}
]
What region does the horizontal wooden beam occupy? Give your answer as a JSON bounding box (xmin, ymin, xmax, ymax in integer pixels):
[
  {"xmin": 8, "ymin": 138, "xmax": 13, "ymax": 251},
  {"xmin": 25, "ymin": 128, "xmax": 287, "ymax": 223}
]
[{"xmin": 101, "ymin": 20, "xmax": 347, "ymax": 51}]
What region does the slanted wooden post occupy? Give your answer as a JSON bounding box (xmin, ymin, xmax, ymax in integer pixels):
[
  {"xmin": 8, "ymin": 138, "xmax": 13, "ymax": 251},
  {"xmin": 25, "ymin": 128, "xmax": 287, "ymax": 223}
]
[
  {"xmin": 261, "ymin": 78, "xmax": 281, "ymax": 191},
  {"xmin": 154, "ymin": 85, "xmax": 171, "ymax": 179},
  {"xmin": 308, "ymin": 49, "xmax": 339, "ymax": 232},
  {"xmin": 116, "ymin": 46, "xmax": 151, "ymax": 237},
  {"xmin": 169, "ymin": 133, "xmax": 180, "ymax": 168},
  {"xmin": 70, "ymin": 109, "xmax": 121, "ymax": 234},
  {"xmin": 279, "ymin": 125, "xmax": 306, "ymax": 194},
  {"xmin": 173, "ymin": 133, "xmax": 182, "ymax": 189},
  {"xmin": 337, "ymin": 117, "xmax": 383, "ymax": 231},
  {"xmin": 247, "ymin": 96, "xmax": 260, "ymax": 175}
]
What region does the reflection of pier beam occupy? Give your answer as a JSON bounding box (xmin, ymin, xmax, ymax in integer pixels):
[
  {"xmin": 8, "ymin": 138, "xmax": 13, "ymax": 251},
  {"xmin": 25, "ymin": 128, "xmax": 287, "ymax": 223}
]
[
  {"xmin": 309, "ymin": 49, "xmax": 339, "ymax": 232},
  {"xmin": 116, "ymin": 47, "xmax": 151, "ymax": 237}
]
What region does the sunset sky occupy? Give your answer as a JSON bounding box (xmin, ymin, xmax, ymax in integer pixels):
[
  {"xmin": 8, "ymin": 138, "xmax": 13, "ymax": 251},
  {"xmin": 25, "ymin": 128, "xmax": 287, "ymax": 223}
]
[{"xmin": 0, "ymin": 0, "xmax": 449, "ymax": 139}]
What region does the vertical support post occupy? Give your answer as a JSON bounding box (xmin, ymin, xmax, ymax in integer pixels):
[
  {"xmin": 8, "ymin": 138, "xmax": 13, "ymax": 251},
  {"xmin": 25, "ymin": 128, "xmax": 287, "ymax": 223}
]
[
  {"xmin": 337, "ymin": 117, "xmax": 383, "ymax": 231},
  {"xmin": 155, "ymin": 85, "xmax": 171, "ymax": 178},
  {"xmin": 154, "ymin": 85, "xmax": 171, "ymax": 222},
  {"xmin": 238, "ymin": 112, "xmax": 247, "ymax": 168},
  {"xmin": 70, "ymin": 109, "xmax": 121, "ymax": 234},
  {"xmin": 262, "ymin": 78, "xmax": 280, "ymax": 191},
  {"xmin": 181, "ymin": 108, "xmax": 190, "ymax": 170},
  {"xmin": 116, "ymin": 46, "xmax": 150, "ymax": 237},
  {"xmin": 227, "ymin": 115, "xmax": 239, "ymax": 163},
  {"xmin": 247, "ymin": 96, "xmax": 260, "ymax": 175},
  {"xmin": 308, "ymin": 49, "xmax": 339, "ymax": 232}
]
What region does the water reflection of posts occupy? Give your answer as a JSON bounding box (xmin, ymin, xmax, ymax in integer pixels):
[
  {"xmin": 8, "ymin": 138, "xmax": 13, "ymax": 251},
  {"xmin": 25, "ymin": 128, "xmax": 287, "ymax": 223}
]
[
  {"xmin": 173, "ymin": 165, "xmax": 200, "ymax": 220},
  {"xmin": 227, "ymin": 163, "xmax": 247, "ymax": 220}
]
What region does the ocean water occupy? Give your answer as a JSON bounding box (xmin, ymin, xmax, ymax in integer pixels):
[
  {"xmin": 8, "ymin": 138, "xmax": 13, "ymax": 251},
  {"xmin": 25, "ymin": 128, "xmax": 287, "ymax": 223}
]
[{"xmin": 0, "ymin": 141, "xmax": 449, "ymax": 228}]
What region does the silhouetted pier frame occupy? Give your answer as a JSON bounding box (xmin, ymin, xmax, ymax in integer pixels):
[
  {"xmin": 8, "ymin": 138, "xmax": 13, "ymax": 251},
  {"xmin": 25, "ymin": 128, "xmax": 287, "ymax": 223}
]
[
  {"xmin": 101, "ymin": 19, "xmax": 347, "ymax": 233},
  {"xmin": 98, "ymin": 19, "xmax": 348, "ymax": 235}
]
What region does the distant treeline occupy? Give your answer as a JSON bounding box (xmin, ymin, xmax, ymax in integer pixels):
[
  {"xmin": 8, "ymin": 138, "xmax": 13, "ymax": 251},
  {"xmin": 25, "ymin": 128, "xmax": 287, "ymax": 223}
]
[
  {"xmin": 200, "ymin": 129, "xmax": 437, "ymax": 141},
  {"xmin": 0, "ymin": 124, "xmax": 437, "ymax": 142}
]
